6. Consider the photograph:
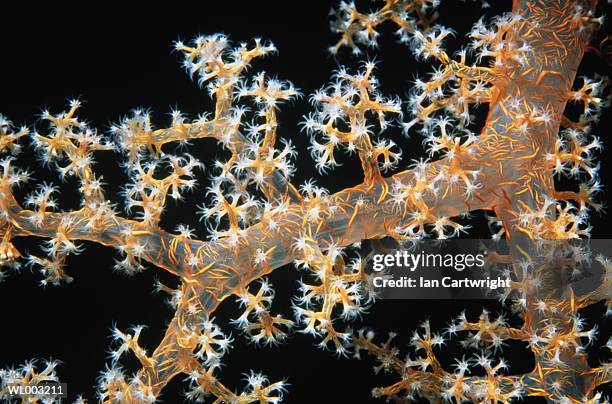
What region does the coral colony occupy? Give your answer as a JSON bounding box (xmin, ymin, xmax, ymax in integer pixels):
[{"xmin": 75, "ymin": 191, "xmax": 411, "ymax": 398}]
[{"xmin": 0, "ymin": 0, "xmax": 611, "ymax": 402}]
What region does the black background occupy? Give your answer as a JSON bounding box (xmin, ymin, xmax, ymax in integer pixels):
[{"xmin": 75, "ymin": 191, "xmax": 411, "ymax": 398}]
[{"xmin": 0, "ymin": 1, "xmax": 610, "ymax": 402}]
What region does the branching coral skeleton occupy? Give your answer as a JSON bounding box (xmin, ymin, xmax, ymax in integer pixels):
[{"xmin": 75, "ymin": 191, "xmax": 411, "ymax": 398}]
[{"xmin": 1, "ymin": 0, "xmax": 611, "ymax": 402}]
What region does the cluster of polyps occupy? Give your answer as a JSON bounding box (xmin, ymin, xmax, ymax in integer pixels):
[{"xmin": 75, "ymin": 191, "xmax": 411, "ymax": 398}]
[{"xmin": 0, "ymin": 0, "xmax": 611, "ymax": 402}]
